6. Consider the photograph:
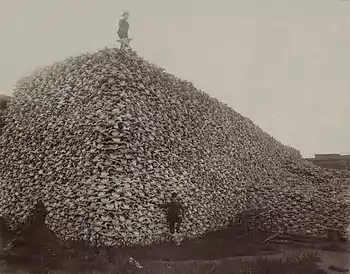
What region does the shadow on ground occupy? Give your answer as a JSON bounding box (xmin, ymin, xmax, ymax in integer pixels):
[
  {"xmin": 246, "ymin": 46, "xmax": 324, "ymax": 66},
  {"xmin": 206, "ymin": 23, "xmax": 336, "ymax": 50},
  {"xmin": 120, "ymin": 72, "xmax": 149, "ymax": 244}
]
[{"xmin": 0, "ymin": 213, "xmax": 347, "ymax": 274}]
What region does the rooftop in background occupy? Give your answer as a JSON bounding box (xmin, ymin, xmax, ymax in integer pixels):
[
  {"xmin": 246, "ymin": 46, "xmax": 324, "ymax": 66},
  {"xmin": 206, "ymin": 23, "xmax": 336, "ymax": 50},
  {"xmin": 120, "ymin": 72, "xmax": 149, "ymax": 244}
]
[
  {"xmin": 305, "ymin": 154, "xmax": 350, "ymax": 170},
  {"xmin": 0, "ymin": 94, "xmax": 11, "ymax": 101},
  {"xmin": 0, "ymin": 94, "xmax": 11, "ymax": 111}
]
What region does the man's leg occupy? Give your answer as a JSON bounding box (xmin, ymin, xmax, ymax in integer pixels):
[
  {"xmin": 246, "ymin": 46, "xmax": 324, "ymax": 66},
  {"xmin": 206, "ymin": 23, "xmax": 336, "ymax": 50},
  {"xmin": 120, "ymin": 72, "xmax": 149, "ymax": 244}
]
[
  {"xmin": 175, "ymin": 216, "xmax": 182, "ymax": 233},
  {"xmin": 120, "ymin": 41, "xmax": 126, "ymax": 50},
  {"xmin": 169, "ymin": 220, "xmax": 175, "ymax": 235},
  {"xmin": 118, "ymin": 35, "xmax": 126, "ymax": 50}
]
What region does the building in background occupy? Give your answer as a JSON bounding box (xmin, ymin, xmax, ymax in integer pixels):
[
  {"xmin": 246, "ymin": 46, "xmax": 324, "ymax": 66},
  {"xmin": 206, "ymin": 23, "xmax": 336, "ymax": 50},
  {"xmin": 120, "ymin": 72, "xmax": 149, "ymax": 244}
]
[
  {"xmin": 305, "ymin": 154, "xmax": 350, "ymax": 170},
  {"xmin": 0, "ymin": 95, "xmax": 11, "ymax": 128},
  {"xmin": 0, "ymin": 95, "xmax": 11, "ymax": 111}
]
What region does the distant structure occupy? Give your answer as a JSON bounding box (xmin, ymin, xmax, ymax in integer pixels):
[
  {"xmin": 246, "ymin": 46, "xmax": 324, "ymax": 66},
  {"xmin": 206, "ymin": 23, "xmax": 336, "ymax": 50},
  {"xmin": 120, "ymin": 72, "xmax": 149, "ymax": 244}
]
[
  {"xmin": 0, "ymin": 95, "xmax": 11, "ymax": 111},
  {"xmin": 0, "ymin": 95, "xmax": 11, "ymax": 128},
  {"xmin": 305, "ymin": 154, "xmax": 350, "ymax": 170}
]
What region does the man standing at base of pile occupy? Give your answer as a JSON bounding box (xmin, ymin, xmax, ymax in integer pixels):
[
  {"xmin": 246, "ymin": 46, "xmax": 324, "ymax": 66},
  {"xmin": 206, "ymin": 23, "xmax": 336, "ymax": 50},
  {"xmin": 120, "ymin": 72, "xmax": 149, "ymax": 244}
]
[
  {"xmin": 158, "ymin": 193, "xmax": 185, "ymax": 240},
  {"xmin": 117, "ymin": 11, "xmax": 130, "ymax": 50}
]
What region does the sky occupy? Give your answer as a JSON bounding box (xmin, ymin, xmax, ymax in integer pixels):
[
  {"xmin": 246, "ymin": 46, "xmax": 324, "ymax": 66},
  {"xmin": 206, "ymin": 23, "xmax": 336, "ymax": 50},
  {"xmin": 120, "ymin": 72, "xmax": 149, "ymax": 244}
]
[{"xmin": 0, "ymin": 0, "xmax": 349, "ymax": 158}]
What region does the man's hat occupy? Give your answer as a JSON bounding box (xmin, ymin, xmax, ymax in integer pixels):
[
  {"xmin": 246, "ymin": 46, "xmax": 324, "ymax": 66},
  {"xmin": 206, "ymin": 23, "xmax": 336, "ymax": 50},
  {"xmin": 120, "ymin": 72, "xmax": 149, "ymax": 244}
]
[{"xmin": 122, "ymin": 11, "xmax": 129, "ymax": 17}]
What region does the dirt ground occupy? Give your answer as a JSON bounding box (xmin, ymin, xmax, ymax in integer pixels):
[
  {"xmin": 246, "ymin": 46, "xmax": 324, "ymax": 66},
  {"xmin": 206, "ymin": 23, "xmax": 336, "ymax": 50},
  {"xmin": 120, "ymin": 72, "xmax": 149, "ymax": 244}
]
[{"xmin": 0, "ymin": 215, "xmax": 348, "ymax": 274}]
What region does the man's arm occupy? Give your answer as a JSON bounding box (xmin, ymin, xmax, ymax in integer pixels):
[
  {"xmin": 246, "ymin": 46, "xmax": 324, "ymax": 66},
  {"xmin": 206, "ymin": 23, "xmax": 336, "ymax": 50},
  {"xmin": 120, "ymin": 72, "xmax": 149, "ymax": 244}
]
[
  {"xmin": 179, "ymin": 202, "xmax": 185, "ymax": 215},
  {"xmin": 118, "ymin": 19, "xmax": 124, "ymax": 29},
  {"xmin": 158, "ymin": 202, "xmax": 170, "ymax": 209}
]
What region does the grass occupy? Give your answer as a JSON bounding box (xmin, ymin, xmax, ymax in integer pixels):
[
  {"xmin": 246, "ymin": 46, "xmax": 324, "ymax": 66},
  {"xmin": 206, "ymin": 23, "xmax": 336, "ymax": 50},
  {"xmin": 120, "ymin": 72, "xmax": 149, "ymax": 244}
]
[
  {"xmin": 15, "ymin": 251, "xmax": 322, "ymax": 274},
  {"xmin": 0, "ymin": 220, "xmax": 333, "ymax": 274},
  {"xmin": 237, "ymin": 252, "xmax": 325, "ymax": 274}
]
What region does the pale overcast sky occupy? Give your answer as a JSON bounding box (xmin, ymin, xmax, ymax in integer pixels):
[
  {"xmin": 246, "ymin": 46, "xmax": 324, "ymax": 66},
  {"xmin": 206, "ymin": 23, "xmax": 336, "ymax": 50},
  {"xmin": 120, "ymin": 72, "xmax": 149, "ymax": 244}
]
[{"xmin": 0, "ymin": 0, "xmax": 349, "ymax": 157}]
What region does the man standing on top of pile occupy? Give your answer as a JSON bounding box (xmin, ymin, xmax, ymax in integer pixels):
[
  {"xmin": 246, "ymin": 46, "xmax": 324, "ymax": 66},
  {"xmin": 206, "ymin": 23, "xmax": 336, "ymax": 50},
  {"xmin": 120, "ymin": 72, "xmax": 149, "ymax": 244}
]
[
  {"xmin": 117, "ymin": 11, "xmax": 131, "ymax": 50},
  {"xmin": 158, "ymin": 193, "xmax": 185, "ymax": 244}
]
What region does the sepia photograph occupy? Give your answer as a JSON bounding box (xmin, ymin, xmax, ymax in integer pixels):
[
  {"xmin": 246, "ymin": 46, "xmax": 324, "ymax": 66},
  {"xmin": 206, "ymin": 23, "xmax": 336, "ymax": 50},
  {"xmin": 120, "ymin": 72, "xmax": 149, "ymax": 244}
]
[{"xmin": 0, "ymin": 0, "xmax": 349, "ymax": 273}]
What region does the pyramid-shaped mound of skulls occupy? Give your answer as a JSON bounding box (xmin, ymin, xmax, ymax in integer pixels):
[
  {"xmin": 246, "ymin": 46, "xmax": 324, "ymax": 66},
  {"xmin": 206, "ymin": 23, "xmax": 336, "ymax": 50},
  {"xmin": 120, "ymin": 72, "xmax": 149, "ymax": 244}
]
[{"xmin": 0, "ymin": 48, "xmax": 349, "ymax": 246}]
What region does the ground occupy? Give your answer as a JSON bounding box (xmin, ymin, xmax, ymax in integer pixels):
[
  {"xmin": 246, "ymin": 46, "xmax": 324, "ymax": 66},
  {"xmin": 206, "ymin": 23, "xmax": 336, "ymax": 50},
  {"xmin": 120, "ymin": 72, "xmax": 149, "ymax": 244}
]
[{"xmin": 0, "ymin": 216, "xmax": 348, "ymax": 274}]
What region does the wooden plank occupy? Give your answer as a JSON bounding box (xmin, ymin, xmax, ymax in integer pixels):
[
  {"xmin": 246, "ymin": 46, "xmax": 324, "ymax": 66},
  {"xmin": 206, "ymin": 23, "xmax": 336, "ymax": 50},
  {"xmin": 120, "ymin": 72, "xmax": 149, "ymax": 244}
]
[{"xmin": 262, "ymin": 232, "xmax": 281, "ymax": 243}]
